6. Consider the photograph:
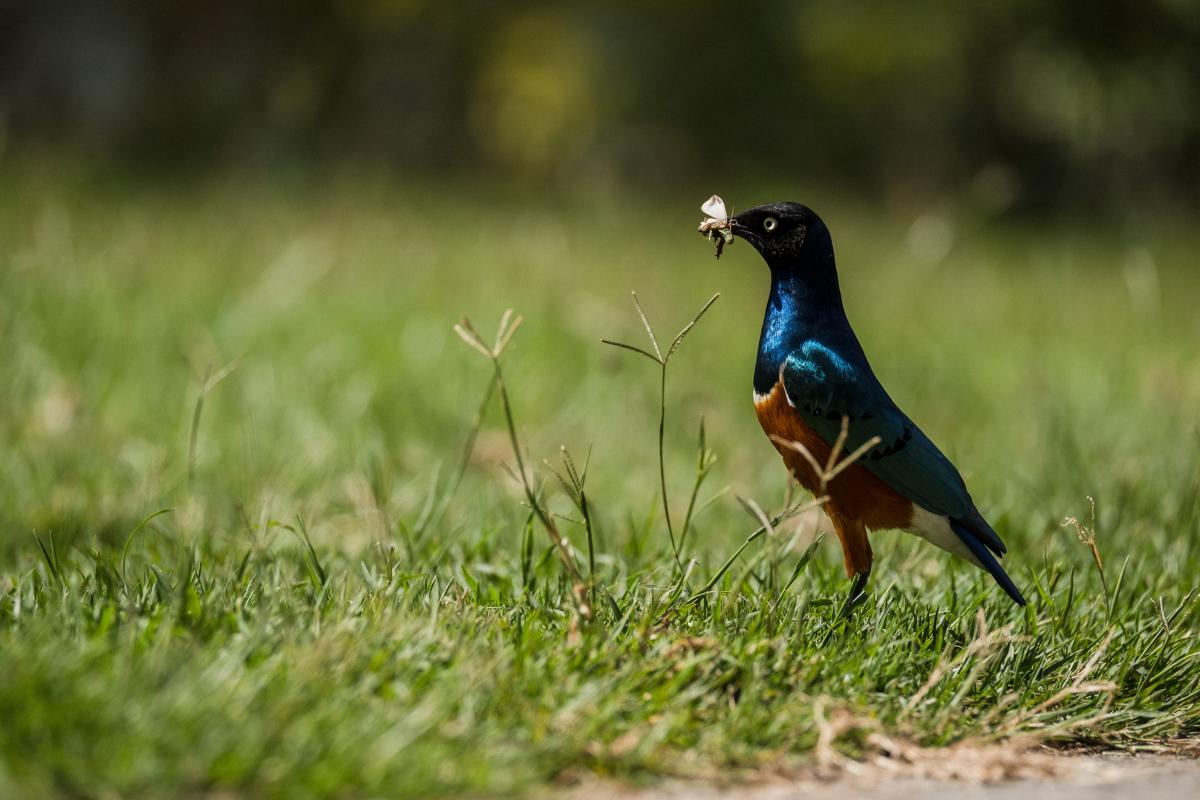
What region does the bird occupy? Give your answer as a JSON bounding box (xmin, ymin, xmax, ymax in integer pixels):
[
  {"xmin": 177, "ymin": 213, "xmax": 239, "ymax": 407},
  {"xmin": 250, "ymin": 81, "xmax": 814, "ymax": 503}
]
[{"xmin": 726, "ymin": 201, "xmax": 1026, "ymax": 607}]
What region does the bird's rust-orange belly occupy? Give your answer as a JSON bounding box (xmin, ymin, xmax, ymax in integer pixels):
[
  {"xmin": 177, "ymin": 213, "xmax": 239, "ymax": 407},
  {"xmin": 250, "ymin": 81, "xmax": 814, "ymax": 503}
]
[{"xmin": 754, "ymin": 381, "xmax": 913, "ymax": 533}]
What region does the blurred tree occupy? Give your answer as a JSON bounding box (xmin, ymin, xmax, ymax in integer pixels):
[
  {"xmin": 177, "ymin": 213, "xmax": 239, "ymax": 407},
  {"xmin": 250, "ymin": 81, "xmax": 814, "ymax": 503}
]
[
  {"xmin": 470, "ymin": 10, "xmax": 601, "ymax": 177},
  {"xmin": 1, "ymin": 0, "xmax": 1196, "ymax": 213}
]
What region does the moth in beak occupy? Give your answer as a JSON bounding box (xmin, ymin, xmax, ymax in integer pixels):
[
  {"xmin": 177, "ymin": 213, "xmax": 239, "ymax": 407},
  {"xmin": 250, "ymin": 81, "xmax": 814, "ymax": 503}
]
[{"xmin": 697, "ymin": 194, "xmax": 734, "ymax": 258}]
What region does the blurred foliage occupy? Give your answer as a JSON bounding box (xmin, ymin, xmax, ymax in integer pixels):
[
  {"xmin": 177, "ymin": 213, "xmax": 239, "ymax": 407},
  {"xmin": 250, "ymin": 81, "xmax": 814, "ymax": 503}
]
[{"xmin": 2, "ymin": 0, "xmax": 1199, "ymax": 213}]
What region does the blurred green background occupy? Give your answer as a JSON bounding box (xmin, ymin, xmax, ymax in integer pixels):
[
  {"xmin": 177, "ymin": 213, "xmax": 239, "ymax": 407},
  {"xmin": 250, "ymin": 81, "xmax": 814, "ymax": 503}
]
[
  {"xmin": 3, "ymin": 0, "xmax": 1199, "ymax": 214},
  {"xmin": 2, "ymin": 0, "xmax": 1199, "ymax": 556}
]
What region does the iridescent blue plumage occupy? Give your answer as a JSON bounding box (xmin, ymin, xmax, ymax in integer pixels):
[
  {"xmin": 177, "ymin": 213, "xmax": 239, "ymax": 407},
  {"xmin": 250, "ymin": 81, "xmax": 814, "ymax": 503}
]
[{"xmin": 735, "ymin": 201, "xmax": 1024, "ymax": 605}]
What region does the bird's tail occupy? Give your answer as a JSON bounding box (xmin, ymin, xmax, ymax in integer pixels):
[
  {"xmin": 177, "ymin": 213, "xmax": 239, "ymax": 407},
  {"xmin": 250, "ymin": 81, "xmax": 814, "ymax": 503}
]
[{"xmin": 950, "ymin": 518, "xmax": 1027, "ymax": 606}]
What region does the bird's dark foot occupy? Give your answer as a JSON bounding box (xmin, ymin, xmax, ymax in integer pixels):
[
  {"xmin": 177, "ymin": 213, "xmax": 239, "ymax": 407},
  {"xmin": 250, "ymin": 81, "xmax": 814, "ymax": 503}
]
[{"xmin": 838, "ymin": 570, "xmax": 871, "ymax": 618}]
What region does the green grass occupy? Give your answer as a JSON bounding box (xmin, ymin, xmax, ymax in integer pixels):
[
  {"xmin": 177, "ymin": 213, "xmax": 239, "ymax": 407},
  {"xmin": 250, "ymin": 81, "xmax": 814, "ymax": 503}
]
[{"xmin": 1, "ymin": 162, "xmax": 1199, "ymax": 799}]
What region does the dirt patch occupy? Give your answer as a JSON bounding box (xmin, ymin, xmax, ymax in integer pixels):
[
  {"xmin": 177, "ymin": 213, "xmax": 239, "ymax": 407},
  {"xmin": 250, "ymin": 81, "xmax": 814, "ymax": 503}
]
[{"xmin": 557, "ymin": 744, "xmax": 1200, "ymax": 799}]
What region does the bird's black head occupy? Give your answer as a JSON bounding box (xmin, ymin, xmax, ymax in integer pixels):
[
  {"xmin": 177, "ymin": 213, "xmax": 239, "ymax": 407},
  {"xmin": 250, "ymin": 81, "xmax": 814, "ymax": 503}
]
[
  {"xmin": 730, "ymin": 202, "xmax": 831, "ymax": 267},
  {"xmin": 730, "ymin": 201, "xmax": 841, "ymax": 303}
]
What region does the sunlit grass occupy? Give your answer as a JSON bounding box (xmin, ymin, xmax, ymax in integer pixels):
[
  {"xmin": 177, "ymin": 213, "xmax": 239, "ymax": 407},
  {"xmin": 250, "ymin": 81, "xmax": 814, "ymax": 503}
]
[{"xmin": 1, "ymin": 164, "xmax": 1198, "ymax": 798}]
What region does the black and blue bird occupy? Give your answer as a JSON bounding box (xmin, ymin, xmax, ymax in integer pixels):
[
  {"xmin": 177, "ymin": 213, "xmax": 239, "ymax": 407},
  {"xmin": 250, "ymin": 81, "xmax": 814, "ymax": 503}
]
[{"xmin": 723, "ymin": 201, "xmax": 1025, "ymax": 605}]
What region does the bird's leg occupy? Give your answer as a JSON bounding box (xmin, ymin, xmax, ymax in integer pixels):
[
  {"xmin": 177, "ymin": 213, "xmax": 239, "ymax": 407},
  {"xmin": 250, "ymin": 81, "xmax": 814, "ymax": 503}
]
[
  {"xmin": 839, "ymin": 569, "xmax": 870, "ymax": 618},
  {"xmin": 828, "ymin": 511, "xmax": 873, "ymax": 618}
]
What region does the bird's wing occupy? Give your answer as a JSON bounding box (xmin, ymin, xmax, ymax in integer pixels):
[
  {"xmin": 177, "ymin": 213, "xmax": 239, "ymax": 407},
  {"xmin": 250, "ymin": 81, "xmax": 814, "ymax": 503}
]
[
  {"xmin": 780, "ymin": 341, "xmax": 976, "ymax": 523},
  {"xmin": 780, "ymin": 341, "xmax": 1022, "ymax": 604}
]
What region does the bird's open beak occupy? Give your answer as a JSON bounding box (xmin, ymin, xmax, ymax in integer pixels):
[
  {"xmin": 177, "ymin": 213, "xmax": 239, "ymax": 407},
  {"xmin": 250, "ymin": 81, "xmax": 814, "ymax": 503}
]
[{"xmin": 728, "ymin": 214, "xmax": 758, "ymax": 245}]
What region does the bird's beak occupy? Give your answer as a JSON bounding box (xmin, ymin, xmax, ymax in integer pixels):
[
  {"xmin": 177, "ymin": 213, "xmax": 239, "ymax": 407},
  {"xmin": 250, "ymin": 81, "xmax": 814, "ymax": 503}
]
[{"xmin": 728, "ymin": 213, "xmax": 759, "ymax": 246}]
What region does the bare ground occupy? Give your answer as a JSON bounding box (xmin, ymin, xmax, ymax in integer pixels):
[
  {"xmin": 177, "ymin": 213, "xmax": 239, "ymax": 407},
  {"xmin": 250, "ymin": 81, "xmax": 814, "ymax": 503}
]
[{"xmin": 556, "ymin": 743, "xmax": 1200, "ymax": 800}]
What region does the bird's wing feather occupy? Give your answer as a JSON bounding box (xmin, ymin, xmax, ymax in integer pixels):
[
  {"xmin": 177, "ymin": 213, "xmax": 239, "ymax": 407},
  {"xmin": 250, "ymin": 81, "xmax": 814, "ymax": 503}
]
[
  {"xmin": 780, "ymin": 341, "xmax": 1021, "ymax": 603},
  {"xmin": 780, "ymin": 341, "xmax": 974, "ymax": 522}
]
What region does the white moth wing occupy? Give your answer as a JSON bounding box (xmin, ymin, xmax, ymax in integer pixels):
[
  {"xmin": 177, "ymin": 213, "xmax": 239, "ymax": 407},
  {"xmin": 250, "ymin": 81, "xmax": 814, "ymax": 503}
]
[{"xmin": 700, "ymin": 195, "xmax": 727, "ymax": 219}]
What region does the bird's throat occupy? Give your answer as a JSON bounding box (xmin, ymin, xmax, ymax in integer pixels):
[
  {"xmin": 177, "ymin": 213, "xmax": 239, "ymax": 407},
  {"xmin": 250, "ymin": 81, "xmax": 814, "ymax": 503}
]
[{"xmin": 753, "ymin": 266, "xmax": 848, "ymax": 396}]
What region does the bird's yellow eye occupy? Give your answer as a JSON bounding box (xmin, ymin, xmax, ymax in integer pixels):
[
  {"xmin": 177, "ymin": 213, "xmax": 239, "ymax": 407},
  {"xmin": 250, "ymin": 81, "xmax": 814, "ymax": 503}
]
[{"xmin": 763, "ymin": 217, "xmax": 778, "ymax": 232}]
